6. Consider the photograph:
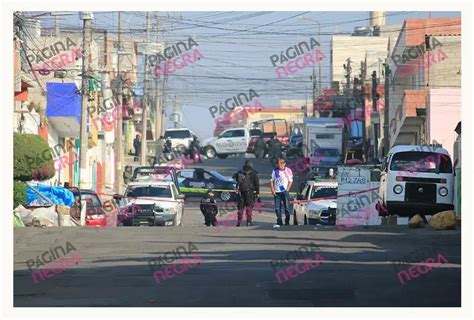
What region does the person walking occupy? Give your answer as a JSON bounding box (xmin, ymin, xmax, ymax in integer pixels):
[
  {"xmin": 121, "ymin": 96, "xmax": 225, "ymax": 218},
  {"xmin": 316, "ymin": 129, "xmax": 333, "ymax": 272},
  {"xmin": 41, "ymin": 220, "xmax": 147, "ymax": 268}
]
[
  {"xmin": 133, "ymin": 134, "xmax": 141, "ymax": 162},
  {"xmin": 270, "ymin": 158, "xmax": 293, "ymax": 228},
  {"xmin": 233, "ymin": 160, "xmax": 260, "ymax": 226}
]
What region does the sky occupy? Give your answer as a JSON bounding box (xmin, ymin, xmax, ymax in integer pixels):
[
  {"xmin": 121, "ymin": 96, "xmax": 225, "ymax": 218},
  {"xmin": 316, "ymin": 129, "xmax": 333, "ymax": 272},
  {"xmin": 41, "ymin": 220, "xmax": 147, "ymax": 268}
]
[{"xmin": 30, "ymin": 11, "xmax": 461, "ymax": 139}]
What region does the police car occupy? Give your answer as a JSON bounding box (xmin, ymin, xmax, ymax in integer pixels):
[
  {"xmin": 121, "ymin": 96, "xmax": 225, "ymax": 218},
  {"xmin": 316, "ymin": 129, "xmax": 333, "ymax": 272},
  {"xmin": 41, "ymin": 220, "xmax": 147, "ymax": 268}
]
[{"xmin": 177, "ymin": 168, "xmax": 238, "ymax": 201}]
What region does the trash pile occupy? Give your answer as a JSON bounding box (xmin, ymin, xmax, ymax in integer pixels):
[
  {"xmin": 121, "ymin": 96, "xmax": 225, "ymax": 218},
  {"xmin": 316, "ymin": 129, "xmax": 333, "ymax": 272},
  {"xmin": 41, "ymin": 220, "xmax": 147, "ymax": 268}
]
[{"xmin": 14, "ymin": 184, "xmax": 76, "ymax": 228}]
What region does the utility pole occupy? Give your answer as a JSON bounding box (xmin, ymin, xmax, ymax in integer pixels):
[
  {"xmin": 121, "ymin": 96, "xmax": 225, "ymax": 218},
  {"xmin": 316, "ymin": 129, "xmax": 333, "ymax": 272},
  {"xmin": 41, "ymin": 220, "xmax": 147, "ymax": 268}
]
[
  {"xmin": 344, "ymin": 58, "xmax": 352, "ymax": 92},
  {"xmin": 114, "ymin": 12, "xmax": 123, "ymax": 194},
  {"xmin": 173, "ymin": 95, "xmax": 178, "ymax": 128},
  {"xmin": 371, "ymin": 71, "xmax": 378, "ymax": 112},
  {"xmin": 383, "ymin": 63, "xmax": 391, "ymax": 156},
  {"xmin": 140, "ymin": 12, "xmax": 151, "ymax": 165},
  {"xmin": 161, "ymin": 52, "xmax": 168, "ymax": 136},
  {"xmin": 154, "ymin": 14, "xmax": 162, "ymax": 141},
  {"xmin": 78, "ymin": 12, "xmax": 93, "ymax": 189},
  {"xmin": 312, "ymin": 64, "xmax": 317, "ymax": 117}
]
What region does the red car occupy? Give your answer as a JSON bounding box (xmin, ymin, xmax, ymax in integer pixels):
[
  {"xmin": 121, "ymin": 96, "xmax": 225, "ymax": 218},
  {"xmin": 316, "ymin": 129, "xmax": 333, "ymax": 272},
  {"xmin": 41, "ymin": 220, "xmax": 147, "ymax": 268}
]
[{"xmin": 70, "ymin": 188, "xmax": 108, "ymax": 227}]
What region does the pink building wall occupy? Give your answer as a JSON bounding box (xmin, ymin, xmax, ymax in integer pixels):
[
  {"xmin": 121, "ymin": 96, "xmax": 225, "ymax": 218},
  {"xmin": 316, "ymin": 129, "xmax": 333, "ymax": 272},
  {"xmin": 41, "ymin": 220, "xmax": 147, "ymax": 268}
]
[{"xmin": 427, "ymin": 88, "xmax": 461, "ymax": 157}]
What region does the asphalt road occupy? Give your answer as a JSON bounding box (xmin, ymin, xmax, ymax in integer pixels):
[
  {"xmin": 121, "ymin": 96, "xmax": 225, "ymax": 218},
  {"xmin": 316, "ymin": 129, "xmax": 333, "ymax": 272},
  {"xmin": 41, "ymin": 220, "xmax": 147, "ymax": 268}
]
[{"xmin": 13, "ymin": 156, "xmax": 461, "ymax": 307}]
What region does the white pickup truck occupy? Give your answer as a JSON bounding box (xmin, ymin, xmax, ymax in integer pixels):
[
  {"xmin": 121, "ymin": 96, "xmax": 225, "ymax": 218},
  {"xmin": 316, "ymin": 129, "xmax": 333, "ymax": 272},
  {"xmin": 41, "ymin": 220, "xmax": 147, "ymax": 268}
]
[{"xmin": 202, "ymin": 128, "xmax": 258, "ymax": 159}]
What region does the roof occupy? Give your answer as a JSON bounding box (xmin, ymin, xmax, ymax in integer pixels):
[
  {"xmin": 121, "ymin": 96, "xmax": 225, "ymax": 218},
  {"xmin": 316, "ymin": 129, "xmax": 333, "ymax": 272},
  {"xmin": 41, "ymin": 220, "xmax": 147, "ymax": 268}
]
[
  {"xmin": 307, "ymin": 181, "xmax": 338, "ymax": 187},
  {"xmin": 165, "ymin": 128, "xmax": 191, "ymax": 131},
  {"xmin": 389, "ymin": 144, "xmax": 449, "ymax": 155},
  {"xmin": 127, "ymin": 181, "xmax": 173, "ymax": 187}
]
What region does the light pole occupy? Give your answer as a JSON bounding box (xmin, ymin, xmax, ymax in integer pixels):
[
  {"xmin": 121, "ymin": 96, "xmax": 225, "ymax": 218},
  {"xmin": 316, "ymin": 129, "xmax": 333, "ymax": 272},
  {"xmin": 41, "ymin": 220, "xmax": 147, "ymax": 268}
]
[{"xmin": 301, "ymin": 17, "xmax": 322, "ymax": 94}]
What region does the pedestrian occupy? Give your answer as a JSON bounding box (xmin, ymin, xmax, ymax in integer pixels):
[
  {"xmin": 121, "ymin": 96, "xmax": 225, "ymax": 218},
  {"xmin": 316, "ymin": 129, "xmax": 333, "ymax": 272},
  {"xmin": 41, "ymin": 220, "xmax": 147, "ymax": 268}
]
[
  {"xmin": 154, "ymin": 136, "xmax": 165, "ymax": 165},
  {"xmin": 270, "ymin": 158, "xmax": 293, "ymax": 228},
  {"xmin": 200, "ymin": 189, "xmax": 218, "ymax": 226},
  {"xmin": 268, "ymin": 135, "xmax": 283, "ymax": 166},
  {"xmin": 254, "ymin": 134, "xmax": 266, "ymax": 159},
  {"xmin": 133, "ymin": 134, "xmax": 141, "ymax": 162},
  {"xmin": 123, "ymin": 165, "xmax": 133, "ymax": 185},
  {"xmin": 189, "ymin": 136, "xmax": 202, "ymax": 164},
  {"xmin": 233, "ymin": 160, "xmax": 260, "ymax": 226}
]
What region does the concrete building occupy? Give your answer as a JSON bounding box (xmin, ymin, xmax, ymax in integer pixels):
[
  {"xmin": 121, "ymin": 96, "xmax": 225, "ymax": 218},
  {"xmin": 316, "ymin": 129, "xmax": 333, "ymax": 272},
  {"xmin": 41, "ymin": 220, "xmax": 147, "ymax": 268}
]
[{"xmin": 386, "ymin": 18, "xmax": 461, "ymax": 154}]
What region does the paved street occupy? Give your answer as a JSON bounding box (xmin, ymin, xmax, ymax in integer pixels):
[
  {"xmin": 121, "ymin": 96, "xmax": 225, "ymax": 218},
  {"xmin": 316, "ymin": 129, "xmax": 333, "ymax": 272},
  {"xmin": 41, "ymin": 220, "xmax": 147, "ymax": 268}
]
[{"xmin": 14, "ymin": 157, "xmax": 461, "ymax": 307}]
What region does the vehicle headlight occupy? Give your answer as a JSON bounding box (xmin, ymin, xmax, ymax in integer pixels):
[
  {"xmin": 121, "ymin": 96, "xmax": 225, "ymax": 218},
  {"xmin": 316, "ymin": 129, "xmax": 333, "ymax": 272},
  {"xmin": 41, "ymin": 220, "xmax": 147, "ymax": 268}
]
[
  {"xmin": 164, "ymin": 207, "xmax": 176, "ymax": 215},
  {"xmin": 309, "ymin": 209, "xmax": 322, "ymax": 217},
  {"xmin": 393, "ymin": 184, "xmax": 404, "ymax": 194},
  {"xmin": 439, "ymin": 187, "xmax": 448, "ymax": 197}
]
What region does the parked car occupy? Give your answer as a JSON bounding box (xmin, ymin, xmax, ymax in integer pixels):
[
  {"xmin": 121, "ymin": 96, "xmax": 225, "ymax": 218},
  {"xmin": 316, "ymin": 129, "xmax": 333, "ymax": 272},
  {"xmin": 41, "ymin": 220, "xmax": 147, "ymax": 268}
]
[
  {"xmin": 117, "ymin": 181, "xmax": 185, "ymax": 226},
  {"xmin": 177, "ymin": 168, "xmax": 238, "ymax": 201},
  {"xmin": 378, "ymin": 145, "xmax": 454, "ymax": 217},
  {"xmin": 293, "ymin": 181, "xmax": 338, "ymax": 225},
  {"xmin": 69, "ymin": 188, "xmax": 108, "ymax": 226}
]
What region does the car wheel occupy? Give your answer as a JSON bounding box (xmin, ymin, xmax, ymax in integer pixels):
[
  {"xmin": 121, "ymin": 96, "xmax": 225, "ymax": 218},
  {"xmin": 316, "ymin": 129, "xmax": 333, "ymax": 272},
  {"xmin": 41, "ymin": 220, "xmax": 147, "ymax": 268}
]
[
  {"xmin": 304, "ymin": 215, "xmax": 308, "ymax": 225},
  {"xmin": 217, "ymin": 154, "xmax": 228, "ymax": 159},
  {"xmin": 205, "ymin": 147, "xmax": 216, "ymax": 159},
  {"xmin": 220, "ymin": 191, "xmax": 231, "ymax": 201}
]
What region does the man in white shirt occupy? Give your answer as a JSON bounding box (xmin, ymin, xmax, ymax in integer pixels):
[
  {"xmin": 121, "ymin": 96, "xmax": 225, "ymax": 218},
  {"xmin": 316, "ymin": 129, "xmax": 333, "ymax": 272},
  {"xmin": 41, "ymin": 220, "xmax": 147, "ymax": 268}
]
[{"xmin": 270, "ymin": 158, "xmax": 293, "ymax": 227}]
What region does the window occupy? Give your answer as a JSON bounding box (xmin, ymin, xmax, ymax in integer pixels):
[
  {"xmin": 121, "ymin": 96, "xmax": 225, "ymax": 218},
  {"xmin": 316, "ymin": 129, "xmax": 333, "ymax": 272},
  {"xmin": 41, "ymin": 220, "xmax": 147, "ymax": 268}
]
[
  {"xmin": 178, "ymin": 170, "xmax": 195, "ymax": 179},
  {"xmin": 221, "ymin": 130, "xmax": 244, "ymax": 138},
  {"xmin": 303, "ymin": 185, "xmax": 311, "ymax": 200},
  {"xmin": 311, "ymin": 187, "xmax": 338, "ymax": 199},
  {"xmin": 316, "ymin": 134, "xmax": 335, "ymax": 139},
  {"xmin": 76, "ymin": 193, "xmax": 102, "ymax": 207},
  {"xmin": 389, "ymin": 152, "xmax": 453, "ymax": 173},
  {"xmin": 164, "ymin": 130, "xmax": 191, "ymax": 139},
  {"xmin": 125, "ymin": 186, "xmax": 172, "ymax": 198}
]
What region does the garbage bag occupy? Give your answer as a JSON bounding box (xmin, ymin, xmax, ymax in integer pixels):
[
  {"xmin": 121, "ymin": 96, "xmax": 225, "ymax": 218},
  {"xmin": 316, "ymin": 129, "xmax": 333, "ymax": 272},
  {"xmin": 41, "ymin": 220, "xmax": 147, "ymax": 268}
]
[
  {"xmin": 26, "ymin": 185, "xmax": 74, "ymax": 207},
  {"xmin": 30, "ymin": 206, "xmax": 58, "ymax": 227},
  {"xmin": 15, "ymin": 205, "xmax": 34, "ymax": 226},
  {"xmin": 13, "ymin": 210, "xmax": 25, "ymax": 227}
]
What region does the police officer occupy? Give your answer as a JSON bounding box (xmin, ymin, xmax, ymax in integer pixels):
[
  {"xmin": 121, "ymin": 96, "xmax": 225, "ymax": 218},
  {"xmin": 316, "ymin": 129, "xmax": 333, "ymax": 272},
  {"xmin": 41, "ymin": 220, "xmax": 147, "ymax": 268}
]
[
  {"xmin": 200, "ymin": 189, "xmax": 218, "ymax": 226},
  {"xmin": 254, "ymin": 134, "xmax": 266, "ymax": 159},
  {"xmin": 233, "ymin": 160, "xmax": 260, "ymax": 226}
]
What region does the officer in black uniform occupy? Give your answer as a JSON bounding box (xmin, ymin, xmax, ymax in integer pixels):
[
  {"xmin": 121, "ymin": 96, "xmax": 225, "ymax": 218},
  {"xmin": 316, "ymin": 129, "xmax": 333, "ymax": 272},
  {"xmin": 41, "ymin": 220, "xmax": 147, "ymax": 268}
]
[{"xmin": 200, "ymin": 189, "xmax": 218, "ymax": 226}]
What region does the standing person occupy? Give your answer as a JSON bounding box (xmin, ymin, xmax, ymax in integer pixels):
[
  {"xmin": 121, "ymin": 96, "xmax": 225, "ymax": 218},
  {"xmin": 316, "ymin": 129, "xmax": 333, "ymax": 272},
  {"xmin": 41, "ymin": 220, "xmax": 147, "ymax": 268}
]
[
  {"xmin": 133, "ymin": 134, "xmax": 141, "ymax": 162},
  {"xmin": 270, "ymin": 158, "xmax": 293, "ymax": 228},
  {"xmin": 254, "ymin": 134, "xmax": 266, "ymax": 159},
  {"xmin": 200, "ymin": 189, "xmax": 218, "ymax": 226},
  {"xmin": 233, "ymin": 160, "xmax": 260, "ymax": 226},
  {"xmin": 154, "ymin": 136, "xmax": 165, "ymax": 165}
]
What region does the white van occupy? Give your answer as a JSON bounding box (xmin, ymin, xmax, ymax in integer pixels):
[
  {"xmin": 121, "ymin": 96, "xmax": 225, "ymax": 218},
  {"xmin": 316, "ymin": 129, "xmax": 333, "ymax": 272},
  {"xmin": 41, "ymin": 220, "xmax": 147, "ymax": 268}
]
[{"xmin": 377, "ymin": 145, "xmax": 454, "ymax": 217}]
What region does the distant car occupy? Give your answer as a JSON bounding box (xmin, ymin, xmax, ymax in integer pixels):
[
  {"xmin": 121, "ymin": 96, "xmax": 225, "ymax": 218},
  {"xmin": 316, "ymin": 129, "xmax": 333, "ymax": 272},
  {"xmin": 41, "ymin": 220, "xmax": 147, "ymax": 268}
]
[
  {"xmin": 164, "ymin": 128, "xmax": 196, "ymax": 150},
  {"xmin": 117, "ymin": 181, "xmax": 185, "ymax": 226},
  {"xmin": 177, "ymin": 168, "xmax": 238, "ymax": 202},
  {"xmin": 293, "ymin": 181, "xmax": 338, "ymax": 225},
  {"xmin": 69, "ymin": 188, "xmax": 108, "ymax": 227}
]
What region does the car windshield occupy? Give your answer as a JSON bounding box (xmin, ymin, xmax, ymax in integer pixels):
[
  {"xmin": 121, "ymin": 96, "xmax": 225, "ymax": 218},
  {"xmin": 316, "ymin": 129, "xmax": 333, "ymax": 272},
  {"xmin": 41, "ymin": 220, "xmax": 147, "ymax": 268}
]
[
  {"xmin": 125, "ymin": 186, "xmax": 172, "ymax": 198},
  {"xmin": 314, "ymin": 149, "xmax": 340, "ymax": 157},
  {"xmin": 210, "ymin": 170, "xmax": 228, "ymax": 181},
  {"xmin": 135, "ymin": 168, "xmax": 173, "ymax": 181},
  {"xmin": 165, "ymin": 130, "xmax": 191, "ymax": 139},
  {"xmin": 75, "ymin": 193, "xmax": 101, "ymax": 206},
  {"xmin": 311, "ymin": 187, "xmax": 337, "ymax": 199},
  {"xmin": 390, "ymin": 151, "xmax": 452, "ymax": 173}
]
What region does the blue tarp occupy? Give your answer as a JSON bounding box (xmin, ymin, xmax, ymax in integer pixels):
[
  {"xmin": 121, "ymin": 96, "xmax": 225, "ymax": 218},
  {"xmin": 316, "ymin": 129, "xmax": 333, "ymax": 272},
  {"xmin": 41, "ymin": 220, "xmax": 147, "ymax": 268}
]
[
  {"xmin": 26, "ymin": 185, "xmax": 75, "ymax": 207},
  {"xmin": 45, "ymin": 82, "xmax": 81, "ymax": 124}
]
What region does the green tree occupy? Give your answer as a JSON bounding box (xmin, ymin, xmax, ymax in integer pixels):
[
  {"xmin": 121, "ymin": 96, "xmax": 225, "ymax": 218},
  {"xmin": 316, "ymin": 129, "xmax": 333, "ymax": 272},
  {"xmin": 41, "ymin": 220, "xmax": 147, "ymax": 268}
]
[{"xmin": 13, "ymin": 133, "xmax": 55, "ymax": 181}]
